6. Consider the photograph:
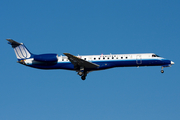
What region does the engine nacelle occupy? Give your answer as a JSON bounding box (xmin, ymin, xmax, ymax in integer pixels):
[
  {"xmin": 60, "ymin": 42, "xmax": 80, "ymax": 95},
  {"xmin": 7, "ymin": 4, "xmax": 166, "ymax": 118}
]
[{"xmin": 34, "ymin": 54, "xmax": 58, "ymax": 62}]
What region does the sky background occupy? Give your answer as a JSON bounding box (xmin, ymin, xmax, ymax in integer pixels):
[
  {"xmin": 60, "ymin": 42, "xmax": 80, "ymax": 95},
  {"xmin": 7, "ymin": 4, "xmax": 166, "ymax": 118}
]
[{"xmin": 0, "ymin": 0, "xmax": 180, "ymax": 120}]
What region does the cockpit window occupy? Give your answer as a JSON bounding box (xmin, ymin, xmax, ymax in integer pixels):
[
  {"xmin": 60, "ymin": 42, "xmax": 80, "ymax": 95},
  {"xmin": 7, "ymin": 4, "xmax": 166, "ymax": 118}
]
[{"xmin": 152, "ymin": 54, "xmax": 160, "ymax": 57}]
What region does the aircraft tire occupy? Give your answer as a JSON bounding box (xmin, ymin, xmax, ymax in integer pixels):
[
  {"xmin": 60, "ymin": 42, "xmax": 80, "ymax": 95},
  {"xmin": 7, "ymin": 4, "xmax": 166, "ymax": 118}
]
[{"xmin": 81, "ymin": 76, "xmax": 86, "ymax": 80}]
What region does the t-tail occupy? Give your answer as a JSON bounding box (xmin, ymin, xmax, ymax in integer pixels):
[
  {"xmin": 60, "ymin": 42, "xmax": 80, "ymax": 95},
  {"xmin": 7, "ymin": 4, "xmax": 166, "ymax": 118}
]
[{"xmin": 6, "ymin": 39, "xmax": 34, "ymax": 62}]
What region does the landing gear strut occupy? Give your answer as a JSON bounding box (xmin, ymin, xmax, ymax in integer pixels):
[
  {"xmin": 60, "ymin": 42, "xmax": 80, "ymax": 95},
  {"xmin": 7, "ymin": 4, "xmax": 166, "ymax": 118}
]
[
  {"xmin": 81, "ymin": 71, "xmax": 87, "ymax": 80},
  {"xmin": 77, "ymin": 68, "xmax": 87, "ymax": 80}
]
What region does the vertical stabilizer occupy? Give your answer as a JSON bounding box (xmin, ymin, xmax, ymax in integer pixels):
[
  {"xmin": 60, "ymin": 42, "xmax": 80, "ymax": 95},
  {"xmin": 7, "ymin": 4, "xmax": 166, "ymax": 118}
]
[{"xmin": 7, "ymin": 39, "xmax": 33, "ymax": 60}]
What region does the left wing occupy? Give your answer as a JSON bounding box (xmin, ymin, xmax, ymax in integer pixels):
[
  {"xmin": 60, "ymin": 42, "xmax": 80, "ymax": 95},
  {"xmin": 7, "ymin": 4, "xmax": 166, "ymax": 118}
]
[{"xmin": 63, "ymin": 53, "xmax": 99, "ymax": 69}]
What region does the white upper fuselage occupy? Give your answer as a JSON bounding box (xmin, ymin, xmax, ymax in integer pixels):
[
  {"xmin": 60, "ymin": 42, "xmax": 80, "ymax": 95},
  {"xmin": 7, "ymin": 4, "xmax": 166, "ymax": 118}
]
[{"xmin": 58, "ymin": 53, "xmax": 162, "ymax": 62}]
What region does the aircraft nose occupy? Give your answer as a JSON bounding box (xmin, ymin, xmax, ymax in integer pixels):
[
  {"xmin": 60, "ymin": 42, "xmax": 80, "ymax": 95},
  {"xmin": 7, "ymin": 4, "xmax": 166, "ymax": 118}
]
[{"xmin": 171, "ymin": 61, "xmax": 175, "ymax": 65}]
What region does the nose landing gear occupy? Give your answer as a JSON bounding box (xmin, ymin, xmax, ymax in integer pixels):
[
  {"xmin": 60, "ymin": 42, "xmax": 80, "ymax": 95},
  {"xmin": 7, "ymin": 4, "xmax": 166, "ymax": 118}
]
[{"xmin": 161, "ymin": 66, "xmax": 164, "ymax": 73}]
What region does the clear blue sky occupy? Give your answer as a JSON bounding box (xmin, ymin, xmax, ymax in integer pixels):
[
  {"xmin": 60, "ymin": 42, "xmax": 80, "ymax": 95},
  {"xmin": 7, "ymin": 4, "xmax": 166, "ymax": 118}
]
[{"xmin": 0, "ymin": 0, "xmax": 180, "ymax": 120}]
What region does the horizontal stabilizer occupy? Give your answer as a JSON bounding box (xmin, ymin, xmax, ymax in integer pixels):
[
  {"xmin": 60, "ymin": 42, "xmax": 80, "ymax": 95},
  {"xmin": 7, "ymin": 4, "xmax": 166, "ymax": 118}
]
[{"xmin": 6, "ymin": 39, "xmax": 21, "ymax": 48}]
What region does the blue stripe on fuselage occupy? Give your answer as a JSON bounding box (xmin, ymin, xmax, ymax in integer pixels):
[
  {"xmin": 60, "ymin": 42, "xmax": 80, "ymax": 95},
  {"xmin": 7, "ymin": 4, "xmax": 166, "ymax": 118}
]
[{"xmin": 27, "ymin": 58, "xmax": 171, "ymax": 71}]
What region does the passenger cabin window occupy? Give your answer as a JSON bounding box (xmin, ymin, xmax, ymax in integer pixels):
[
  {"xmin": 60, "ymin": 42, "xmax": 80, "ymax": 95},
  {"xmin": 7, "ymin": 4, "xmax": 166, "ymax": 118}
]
[
  {"xmin": 94, "ymin": 58, "xmax": 96, "ymax": 60},
  {"xmin": 84, "ymin": 58, "xmax": 86, "ymax": 60},
  {"xmin": 121, "ymin": 57, "xmax": 123, "ymax": 59}
]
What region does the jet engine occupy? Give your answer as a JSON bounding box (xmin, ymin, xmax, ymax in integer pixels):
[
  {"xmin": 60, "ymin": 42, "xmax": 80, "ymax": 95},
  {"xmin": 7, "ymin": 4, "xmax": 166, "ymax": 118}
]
[{"xmin": 34, "ymin": 54, "xmax": 58, "ymax": 65}]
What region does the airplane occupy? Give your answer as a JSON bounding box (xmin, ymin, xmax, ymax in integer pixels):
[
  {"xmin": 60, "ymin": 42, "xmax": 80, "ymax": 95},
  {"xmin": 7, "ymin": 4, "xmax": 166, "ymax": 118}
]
[{"xmin": 7, "ymin": 39, "xmax": 174, "ymax": 80}]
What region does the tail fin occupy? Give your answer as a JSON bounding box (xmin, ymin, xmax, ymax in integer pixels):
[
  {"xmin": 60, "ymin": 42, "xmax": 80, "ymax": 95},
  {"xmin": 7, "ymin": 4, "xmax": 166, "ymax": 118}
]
[{"xmin": 7, "ymin": 39, "xmax": 33, "ymax": 60}]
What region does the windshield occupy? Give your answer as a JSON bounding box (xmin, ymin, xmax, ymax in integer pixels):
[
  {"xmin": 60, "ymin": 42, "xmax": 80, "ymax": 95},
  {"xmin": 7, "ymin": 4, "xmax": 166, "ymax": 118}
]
[{"xmin": 152, "ymin": 54, "xmax": 160, "ymax": 57}]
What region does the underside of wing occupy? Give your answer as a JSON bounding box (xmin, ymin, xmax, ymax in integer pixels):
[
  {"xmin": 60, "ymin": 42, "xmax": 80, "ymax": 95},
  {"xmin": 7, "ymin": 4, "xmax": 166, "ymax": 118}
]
[{"xmin": 63, "ymin": 53, "xmax": 99, "ymax": 69}]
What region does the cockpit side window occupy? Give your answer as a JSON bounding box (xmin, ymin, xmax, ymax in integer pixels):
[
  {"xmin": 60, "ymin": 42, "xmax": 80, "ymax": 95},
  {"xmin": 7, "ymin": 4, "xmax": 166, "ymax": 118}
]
[{"xmin": 152, "ymin": 54, "xmax": 160, "ymax": 57}]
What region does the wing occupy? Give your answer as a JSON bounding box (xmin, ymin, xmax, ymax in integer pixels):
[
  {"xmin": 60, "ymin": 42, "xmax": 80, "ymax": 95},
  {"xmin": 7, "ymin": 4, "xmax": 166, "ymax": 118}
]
[{"xmin": 63, "ymin": 53, "xmax": 99, "ymax": 69}]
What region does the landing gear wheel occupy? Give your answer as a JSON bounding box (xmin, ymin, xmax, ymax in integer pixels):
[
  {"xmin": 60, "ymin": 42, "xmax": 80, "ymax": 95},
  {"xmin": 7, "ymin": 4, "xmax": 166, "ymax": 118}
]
[
  {"xmin": 81, "ymin": 76, "xmax": 86, "ymax": 80},
  {"xmin": 161, "ymin": 70, "xmax": 164, "ymax": 73}
]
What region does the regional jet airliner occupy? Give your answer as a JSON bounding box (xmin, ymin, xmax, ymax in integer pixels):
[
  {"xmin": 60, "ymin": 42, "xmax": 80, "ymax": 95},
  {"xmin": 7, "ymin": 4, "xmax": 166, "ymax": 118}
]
[{"xmin": 7, "ymin": 39, "xmax": 174, "ymax": 80}]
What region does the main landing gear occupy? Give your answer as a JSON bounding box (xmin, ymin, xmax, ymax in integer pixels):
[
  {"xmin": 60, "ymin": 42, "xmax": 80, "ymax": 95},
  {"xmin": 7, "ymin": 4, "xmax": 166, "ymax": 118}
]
[
  {"xmin": 77, "ymin": 68, "xmax": 87, "ymax": 80},
  {"xmin": 78, "ymin": 71, "xmax": 87, "ymax": 80}
]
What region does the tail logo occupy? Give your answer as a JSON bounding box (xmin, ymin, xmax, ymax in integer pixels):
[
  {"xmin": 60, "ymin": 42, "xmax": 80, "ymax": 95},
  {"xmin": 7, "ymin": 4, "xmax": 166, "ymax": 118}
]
[{"xmin": 14, "ymin": 45, "xmax": 31, "ymax": 59}]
